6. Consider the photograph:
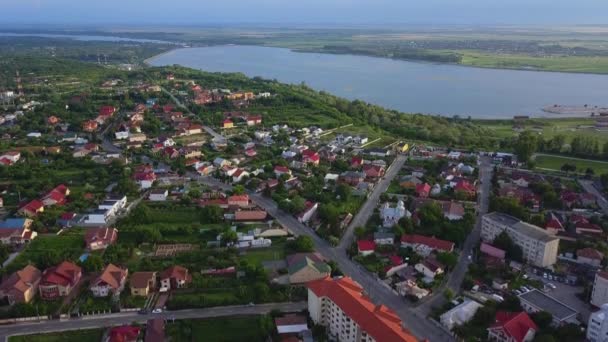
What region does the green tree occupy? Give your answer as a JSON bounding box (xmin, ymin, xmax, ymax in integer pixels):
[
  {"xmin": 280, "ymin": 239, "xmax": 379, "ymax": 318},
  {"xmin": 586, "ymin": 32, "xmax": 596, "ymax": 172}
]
[
  {"xmin": 222, "ymin": 230, "xmax": 238, "ymax": 244},
  {"xmin": 232, "ymin": 185, "xmax": 246, "ymax": 195},
  {"xmin": 289, "ymin": 236, "xmax": 314, "ymax": 252},
  {"xmin": 514, "ymin": 131, "xmax": 538, "ymax": 163},
  {"xmin": 80, "ymin": 253, "xmax": 104, "ymax": 272},
  {"xmin": 531, "ymin": 311, "xmax": 553, "ymax": 331},
  {"xmin": 200, "ymin": 205, "xmax": 224, "ymax": 224},
  {"xmin": 493, "ymin": 231, "xmax": 523, "ymax": 262},
  {"xmin": 436, "ymin": 252, "xmax": 458, "ymax": 270}
]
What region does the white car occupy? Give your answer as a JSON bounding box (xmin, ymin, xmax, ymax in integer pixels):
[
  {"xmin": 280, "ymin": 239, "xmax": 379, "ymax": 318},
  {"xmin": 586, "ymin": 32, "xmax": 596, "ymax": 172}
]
[
  {"xmin": 152, "ymin": 308, "xmax": 163, "ymax": 314},
  {"xmin": 547, "ymin": 283, "xmax": 557, "ymax": 289}
]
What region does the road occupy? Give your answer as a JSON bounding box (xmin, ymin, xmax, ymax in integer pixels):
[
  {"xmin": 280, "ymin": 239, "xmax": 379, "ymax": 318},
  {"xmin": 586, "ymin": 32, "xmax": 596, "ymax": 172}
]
[
  {"xmin": 338, "ymin": 154, "xmax": 408, "ymax": 250},
  {"xmin": 579, "ymin": 179, "xmax": 608, "ymax": 215},
  {"xmin": 196, "ymin": 176, "xmax": 454, "ymax": 342},
  {"xmin": 160, "ymin": 86, "xmax": 223, "ymax": 140},
  {"xmin": 1, "ymin": 302, "xmax": 306, "ymax": 341},
  {"xmin": 415, "ymin": 156, "xmax": 493, "ymax": 316}
]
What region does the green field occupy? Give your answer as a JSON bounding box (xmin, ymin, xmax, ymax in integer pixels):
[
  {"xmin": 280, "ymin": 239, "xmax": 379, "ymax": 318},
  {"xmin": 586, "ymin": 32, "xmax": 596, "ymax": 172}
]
[
  {"xmin": 534, "ymin": 154, "xmax": 608, "ymax": 174},
  {"xmin": 3, "ymin": 230, "xmax": 85, "ymax": 275},
  {"xmin": 460, "ymin": 51, "xmax": 608, "ymax": 74},
  {"xmin": 241, "ymin": 239, "xmax": 287, "ymax": 265},
  {"xmin": 166, "ymin": 315, "xmax": 273, "ymax": 341},
  {"xmin": 9, "ymin": 329, "xmax": 104, "ymax": 342}
]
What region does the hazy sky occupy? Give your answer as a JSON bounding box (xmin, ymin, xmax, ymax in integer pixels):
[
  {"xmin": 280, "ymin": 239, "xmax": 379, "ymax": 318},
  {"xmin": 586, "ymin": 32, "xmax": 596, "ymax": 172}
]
[{"xmin": 1, "ymin": 0, "xmax": 607, "ymax": 26}]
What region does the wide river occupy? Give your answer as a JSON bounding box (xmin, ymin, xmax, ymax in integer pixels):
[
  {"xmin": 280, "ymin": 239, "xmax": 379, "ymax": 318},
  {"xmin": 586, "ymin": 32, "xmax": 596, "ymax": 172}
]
[{"xmin": 148, "ymin": 45, "xmax": 608, "ymax": 119}]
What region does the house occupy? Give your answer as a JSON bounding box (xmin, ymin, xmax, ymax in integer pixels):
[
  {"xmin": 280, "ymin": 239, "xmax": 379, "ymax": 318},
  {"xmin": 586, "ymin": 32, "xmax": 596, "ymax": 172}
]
[
  {"xmin": 19, "ymin": 199, "xmax": 44, "ymax": 217},
  {"xmin": 227, "ymin": 194, "xmax": 249, "ymax": 208},
  {"xmin": 41, "ymin": 184, "xmax": 69, "ymax": 206},
  {"xmin": 339, "ymin": 171, "xmax": 366, "ymax": 186},
  {"xmin": 0, "ymin": 265, "xmax": 41, "ymax": 305},
  {"xmin": 231, "ymin": 168, "xmax": 249, "ymax": 183},
  {"xmin": 222, "ymin": 119, "xmax": 234, "ymax": 129},
  {"xmin": 235, "ymin": 210, "xmax": 267, "ymax": 222},
  {"xmin": 487, "ymin": 311, "xmax": 537, "ymax": 342},
  {"xmin": 108, "ymin": 326, "xmax": 141, "ymax": 342},
  {"xmin": 373, "ymin": 231, "xmax": 395, "ymax": 245},
  {"xmin": 245, "ymin": 149, "xmax": 257, "ymax": 157},
  {"xmin": 415, "ymin": 258, "xmax": 444, "ymax": 279},
  {"xmin": 159, "ymin": 265, "xmax": 191, "ymax": 290},
  {"xmin": 415, "ymin": 183, "xmax": 431, "ymax": 198},
  {"xmin": 362, "ymin": 164, "xmax": 385, "ymax": 180},
  {"xmin": 380, "ymin": 200, "xmax": 409, "ymax": 227},
  {"xmin": 518, "ymin": 289, "xmax": 578, "ymax": 326},
  {"xmin": 351, "ymin": 156, "xmax": 363, "ymax": 168},
  {"xmin": 90, "ymin": 264, "xmax": 128, "ymax": 297},
  {"xmin": 577, "ymin": 248, "xmax": 603, "ymax": 267},
  {"xmin": 39, "ymin": 261, "xmax": 82, "ymax": 300},
  {"xmin": 213, "ymin": 157, "xmax": 230, "ymax": 168},
  {"xmin": 145, "ymin": 319, "xmax": 165, "ymax": 342},
  {"xmin": 440, "ymin": 299, "xmax": 483, "ymax": 330},
  {"xmin": 357, "ymin": 240, "xmax": 376, "ymax": 256},
  {"xmin": 115, "ymin": 131, "xmax": 129, "ymax": 140},
  {"xmin": 395, "ymin": 279, "xmax": 430, "ymax": 299},
  {"xmin": 85, "ymin": 227, "xmax": 118, "ymax": 251},
  {"xmin": 0, "ymin": 151, "xmax": 20, "ymax": 164},
  {"xmin": 301, "ymin": 149, "xmax": 320, "ymax": 165},
  {"xmin": 454, "ymin": 180, "xmax": 476, "ymax": 197},
  {"xmin": 275, "ymin": 314, "xmax": 309, "ymax": 336},
  {"xmin": 133, "ymin": 166, "xmax": 156, "ymax": 190},
  {"xmin": 47, "ymin": 116, "xmax": 60, "ymax": 125},
  {"xmin": 287, "ymin": 253, "xmax": 331, "ymax": 284},
  {"xmin": 0, "ymin": 218, "xmax": 37, "ymax": 245},
  {"xmin": 82, "ymin": 120, "xmax": 98, "ymax": 132},
  {"xmin": 130, "ymin": 272, "xmax": 157, "ymax": 297},
  {"xmin": 442, "ymin": 201, "xmax": 465, "ymax": 221},
  {"xmin": 480, "ymin": 242, "xmax": 506, "ymax": 261},
  {"xmin": 149, "ymin": 189, "xmax": 168, "ymax": 202},
  {"xmin": 298, "ymin": 201, "xmax": 318, "ymax": 224},
  {"xmin": 246, "ymin": 115, "xmax": 263, "ymax": 126},
  {"xmin": 274, "ymin": 165, "xmax": 291, "ymax": 178},
  {"xmin": 399, "ymin": 175, "xmax": 422, "ymax": 188},
  {"xmin": 401, "ymin": 234, "xmax": 455, "ymax": 257}
]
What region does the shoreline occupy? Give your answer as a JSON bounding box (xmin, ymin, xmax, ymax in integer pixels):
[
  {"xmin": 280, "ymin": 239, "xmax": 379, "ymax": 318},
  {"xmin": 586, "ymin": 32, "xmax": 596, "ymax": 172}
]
[{"xmin": 143, "ymin": 46, "xmax": 602, "ymax": 121}]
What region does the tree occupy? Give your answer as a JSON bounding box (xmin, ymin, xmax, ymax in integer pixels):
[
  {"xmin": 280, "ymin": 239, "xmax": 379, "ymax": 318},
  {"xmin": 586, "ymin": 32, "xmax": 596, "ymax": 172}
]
[
  {"xmin": 493, "ymin": 231, "xmax": 523, "ymax": 262},
  {"xmin": 531, "ymin": 311, "xmax": 553, "ymax": 331},
  {"xmin": 436, "ymin": 252, "xmax": 458, "ymax": 270},
  {"xmin": 289, "ymin": 236, "xmax": 314, "ymax": 252},
  {"xmin": 533, "ymin": 334, "xmax": 556, "ymax": 342},
  {"xmin": 233, "ymin": 185, "xmax": 246, "ymax": 195},
  {"xmin": 497, "ymin": 294, "xmax": 522, "ymax": 312},
  {"xmin": 336, "ymin": 183, "xmax": 352, "ymax": 201},
  {"xmin": 560, "ymin": 163, "xmax": 576, "ymax": 174},
  {"xmin": 221, "ymin": 230, "xmax": 238, "ymax": 244},
  {"xmin": 354, "ymin": 226, "xmax": 366, "ymax": 240},
  {"xmin": 318, "ymin": 203, "xmax": 340, "ymax": 227},
  {"xmin": 514, "ymin": 131, "xmax": 538, "ymax": 163},
  {"xmin": 80, "ymin": 253, "xmax": 104, "ymax": 272},
  {"xmin": 200, "ymin": 205, "xmax": 224, "ymax": 224}
]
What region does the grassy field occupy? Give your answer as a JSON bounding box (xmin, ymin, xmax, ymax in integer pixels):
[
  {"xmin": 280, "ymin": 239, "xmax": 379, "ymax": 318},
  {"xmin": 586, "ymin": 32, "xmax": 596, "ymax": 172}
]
[
  {"xmin": 241, "ymin": 239, "xmax": 286, "ymax": 265},
  {"xmin": 166, "ymin": 315, "xmax": 273, "ymax": 341},
  {"xmin": 9, "ymin": 329, "xmax": 104, "ymax": 342},
  {"xmin": 534, "ymin": 154, "xmax": 608, "ymax": 174},
  {"xmin": 477, "ymin": 118, "xmax": 608, "ymax": 147},
  {"xmin": 460, "ymin": 50, "xmax": 608, "ymax": 74},
  {"xmin": 3, "ymin": 229, "xmax": 85, "ymax": 275}
]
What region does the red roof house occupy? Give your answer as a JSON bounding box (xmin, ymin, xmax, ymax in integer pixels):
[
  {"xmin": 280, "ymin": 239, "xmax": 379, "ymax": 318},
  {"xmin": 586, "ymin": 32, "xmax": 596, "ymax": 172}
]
[
  {"xmin": 362, "ymin": 164, "xmax": 385, "ymax": 179},
  {"xmin": 415, "ymin": 183, "xmax": 431, "ymax": 198},
  {"xmin": 400, "ymin": 234, "xmax": 454, "ymax": 254},
  {"xmin": 19, "ymin": 200, "xmax": 44, "ymax": 217},
  {"xmin": 357, "ymin": 240, "xmax": 376, "ymax": 255},
  {"xmin": 227, "ymin": 194, "xmax": 249, "ymax": 208},
  {"xmin": 109, "ymin": 326, "xmax": 141, "ymax": 342},
  {"xmin": 39, "ymin": 261, "xmax": 82, "ymax": 300},
  {"xmin": 454, "ymin": 180, "xmax": 476, "ymax": 197},
  {"xmin": 487, "ymin": 311, "xmax": 537, "ymax": 342},
  {"xmin": 85, "ymin": 227, "xmax": 118, "ymax": 251},
  {"xmin": 301, "ymin": 149, "xmax": 320, "ymax": 165}
]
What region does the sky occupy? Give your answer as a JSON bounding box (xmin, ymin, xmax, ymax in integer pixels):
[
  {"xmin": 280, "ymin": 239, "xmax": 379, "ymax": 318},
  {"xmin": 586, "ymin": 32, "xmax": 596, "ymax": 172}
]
[{"xmin": 1, "ymin": 0, "xmax": 607, "ymax": 27}]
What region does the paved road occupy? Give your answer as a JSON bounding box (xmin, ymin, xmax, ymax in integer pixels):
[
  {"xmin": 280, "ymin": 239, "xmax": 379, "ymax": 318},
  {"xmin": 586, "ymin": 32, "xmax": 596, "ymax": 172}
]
[
  {"xmin": 1, "ymin": 302, "xmax": 306, "ymax": 340},
  {"xmin": 579, "ymin": 179, "xmax": 608, "ymax": 215},
  {"xmin": 197, "ymin": 176, "xmax": 454, "ymax": 342},
  {"xmin": 160, "ymin": 86, "xmax": 223, "ymax": 140},
  {"xmin": 338, "ymin": 154, "xmax": 408, "ymax": 250},
  {"xmin": 415, "ymin": 156, "xmax": 493, "ymax": 316}
]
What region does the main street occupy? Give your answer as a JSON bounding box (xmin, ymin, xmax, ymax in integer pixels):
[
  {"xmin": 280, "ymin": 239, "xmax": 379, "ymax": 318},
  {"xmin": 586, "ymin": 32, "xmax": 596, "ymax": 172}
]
[
  {"xmin": 338, "ymin": 154, "xmax": 408, "ymax": 250},
  {"xmin": 415, "ymin": 155, "xmax": 493, "ymax": 315},
  {"xmin": 197, "ymin": 175, "xmax": 455, "ymax": 342},
  {"xmin": 579, "ymin": 179, "xmax": 608, "ymax": 215},
  {"xmin": 1, "ymin": 302, "xmax": 306, "ymax": 341}
]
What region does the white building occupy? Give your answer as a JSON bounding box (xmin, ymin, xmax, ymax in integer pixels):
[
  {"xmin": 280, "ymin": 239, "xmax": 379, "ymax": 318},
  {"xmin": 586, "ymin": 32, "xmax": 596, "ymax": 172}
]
[
  {"xmin": 592, "ymin": 272, "xmax": 608, "ymax": 308},
  {"xmin": 440, "ymin": 299, "xmax": 483, "ymax": 330},
  {"xmin": 588, "ymin": 304, "xmax": 608, "ymax": 342},
  {"xmin": 481, "ymin": 212, "xmax": 559, "ymax": 267},
  {"xmin": 149, "ymin": 189, "xmax": 168, "ymax": 202},
  {"xmin": 98, "ymin": 196, "xmax": 127, "ymax": 217},
  {"xmin": 115, "ymin": 131, "xmax": 129, "ymax": 140},
  {"xmin": 380, "ymin": 200, "xmax": 409, "ymax": 228}
]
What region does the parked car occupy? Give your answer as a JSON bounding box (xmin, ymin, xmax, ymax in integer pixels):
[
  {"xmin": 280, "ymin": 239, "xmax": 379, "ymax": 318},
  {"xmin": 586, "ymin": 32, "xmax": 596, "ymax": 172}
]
[
  {"xmin": 152, "ymin": 308, "xmax": 163, "ymax": 314},
  {"xmin": 547, "ymin": 283, "xmax": 557, "ymax": 289}
]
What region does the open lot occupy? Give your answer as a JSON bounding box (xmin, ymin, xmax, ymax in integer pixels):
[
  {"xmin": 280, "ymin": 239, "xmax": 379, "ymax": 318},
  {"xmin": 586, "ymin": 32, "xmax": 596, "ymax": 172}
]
[
  {"xmin": 166, "ymin": 315, "xmax": 274, "ymax": 342},
  {"xmin": 9, "ymin": 328, "xmax": 104, "ymax": 342},
  {"xmin": 534, "ymin": 154, "xmax": 608, "ymax": 174}
]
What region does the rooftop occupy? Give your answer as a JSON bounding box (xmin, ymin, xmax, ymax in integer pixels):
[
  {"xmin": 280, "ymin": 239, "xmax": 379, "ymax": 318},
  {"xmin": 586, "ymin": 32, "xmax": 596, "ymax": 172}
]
[{"xmin": 518, "ymin": 289, "xmax": 577, "ymax": 320}]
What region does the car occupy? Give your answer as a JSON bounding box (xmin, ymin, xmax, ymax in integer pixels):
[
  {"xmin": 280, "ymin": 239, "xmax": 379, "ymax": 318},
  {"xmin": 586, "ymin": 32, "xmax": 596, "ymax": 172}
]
[
  {"xmin": 514, "ymin": 290, "xmax": 522, "ymax": 295},
  {"xmin": 138, "ymin": 309, "xmax": 149, "ymax": 315},
  {"xmin": 547, "ymin": 283, "xmax": 557, "ymax": 289},
  {"xmin": 543, "ymin": 273, "xmax": 548, "ymax": 279},
  {"xmin": 152, "ymin": 308, "xmax": 163, "ymax": 314},
  {"xmin": 248, "ymin": 302, "xmax": 255, "ymax": 307},
  {"xmin": 522, "ymin": 274, "xmax": 529, "ymax": 279}
]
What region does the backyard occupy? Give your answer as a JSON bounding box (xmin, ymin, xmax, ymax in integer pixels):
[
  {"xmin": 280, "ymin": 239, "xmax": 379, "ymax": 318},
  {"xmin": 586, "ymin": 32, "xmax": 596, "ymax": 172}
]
[
  {"xmin": 9, "ymin": 328, "xmax": 104, "ymax": 342},
  {"xmin": 166, "ymin": 315, "xmax": 275, "ymax": 342}
]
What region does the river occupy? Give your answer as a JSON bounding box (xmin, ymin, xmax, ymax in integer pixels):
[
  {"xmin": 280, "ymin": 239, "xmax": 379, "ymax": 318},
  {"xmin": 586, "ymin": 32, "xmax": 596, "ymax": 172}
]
[{"xmin": 147, "ymin": 45, "xmax": 608, "ymax": 119}]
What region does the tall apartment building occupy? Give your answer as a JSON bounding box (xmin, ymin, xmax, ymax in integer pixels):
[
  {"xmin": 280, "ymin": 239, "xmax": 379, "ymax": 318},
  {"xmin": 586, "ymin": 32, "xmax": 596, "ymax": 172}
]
[
  {"xmin": 307, "ymin": 277, "xmax": 417, "ymax": 342},
  {"xmin": 592, "ymin": 272, "xmax": 608, "ymax": 308},
  {"xmin": 588, "ymin": 304, "xmax": 608, "ymax": 342},
  {"xmin": 481, "ymin": 212, "xmax": 559, "ymax": 267}
]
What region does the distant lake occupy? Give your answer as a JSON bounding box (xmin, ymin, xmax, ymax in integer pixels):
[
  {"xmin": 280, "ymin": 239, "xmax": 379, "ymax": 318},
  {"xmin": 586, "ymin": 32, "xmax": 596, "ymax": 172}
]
[
  {"xmin": 148, "ymin": 45, "xmax": 608, "ymax": 119},
  {"xmin": 0, "ymin": 32, "xmax": 170, "ymax": 44}
]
